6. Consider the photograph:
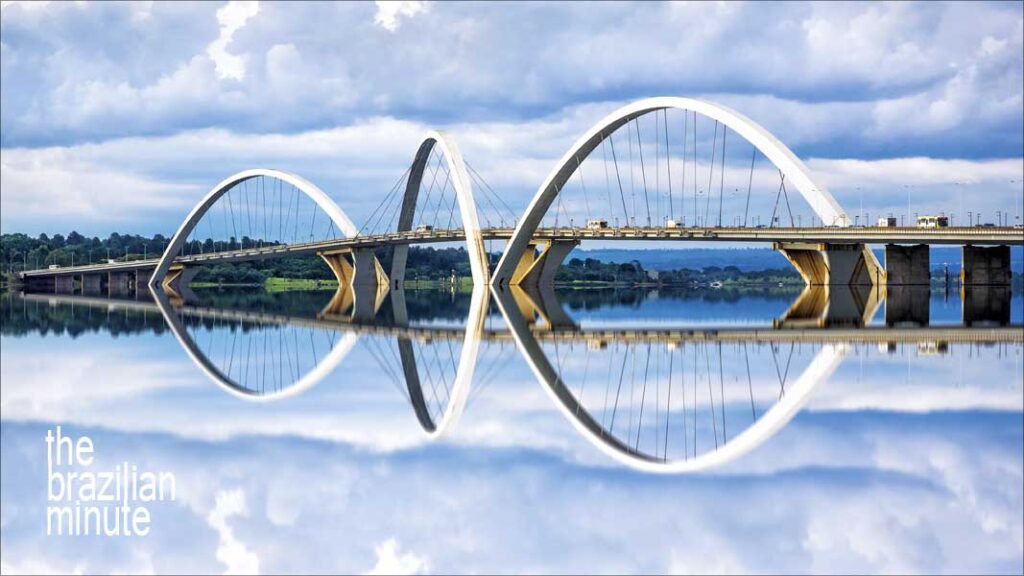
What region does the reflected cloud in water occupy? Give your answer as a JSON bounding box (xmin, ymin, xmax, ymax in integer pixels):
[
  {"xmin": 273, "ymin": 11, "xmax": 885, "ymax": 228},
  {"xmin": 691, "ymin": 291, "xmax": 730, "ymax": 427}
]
[
  {"xmin": 5, "ymin": 283, "xmax": 1020, "ymax": 473},
  {"xmin": 1, "ymin": 283, "xmax": 1022, "ymax": 573}
]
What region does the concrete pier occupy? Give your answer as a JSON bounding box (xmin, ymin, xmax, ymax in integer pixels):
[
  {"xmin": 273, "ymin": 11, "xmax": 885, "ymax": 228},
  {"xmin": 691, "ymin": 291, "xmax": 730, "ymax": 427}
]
[
  {"xmin": 320, "ymin": 250, "xmax": 389, "ymax": 322},
  {"xmin": 160, "ymin": 266, "xmax": 199, "ymax": 292},
  {"xmin": 135, "ymin": 270, "xmax": 153, "ymax": 294},
  {"xmin": 775, "ymin": 242, "xmax": 882, "ymax": 286},
  {"xmin": 108, "ymin": 271, "xmax": 133, "ymax": 296},
  {"xmin": 961, "ymin": 245, "xmax": 1011, "ymax": 285},
  {"xmin": 54, "ymin": 275, "xmax": 74, "ymax": 294},
  {"xmin": 885, "ymin": 244, "xmax": 930, "ymax": 285},
  {"xmin": 81, "ymin": 273, "xmax": 103, "ymax": 295},
  {"xmin": 508, "ymin": 239, "xmax": 579, "ymax": 287}
]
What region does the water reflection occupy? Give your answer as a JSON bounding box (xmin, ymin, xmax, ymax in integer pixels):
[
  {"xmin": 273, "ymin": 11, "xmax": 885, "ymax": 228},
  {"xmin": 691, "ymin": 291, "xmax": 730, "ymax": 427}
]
[
  {"xmin": 3, "ymin": 282, "xmax": 1020, "ymax": 475},
  {"xmin": 151, "ymin": 288, "xmax": 361, "ymax": 401}
]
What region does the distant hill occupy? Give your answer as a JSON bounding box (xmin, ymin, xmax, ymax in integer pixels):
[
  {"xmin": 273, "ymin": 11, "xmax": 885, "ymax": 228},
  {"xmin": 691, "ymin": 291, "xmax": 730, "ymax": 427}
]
[{"xmin": 573, "ymin": 246, "xmax": 1024, "ymax": 273}]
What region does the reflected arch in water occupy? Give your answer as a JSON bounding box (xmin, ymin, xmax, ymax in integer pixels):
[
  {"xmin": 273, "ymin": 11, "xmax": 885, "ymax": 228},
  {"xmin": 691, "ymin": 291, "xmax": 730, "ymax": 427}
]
[
  {"xmin": 492, "ymin": 287, "xmax": 848, "ymax": 473},
  {"xmin": 152, "ymin": 288, "xmax": 359, "ymax": 402},
  {"xmin": 392, "ymin": 286, "xmax": 491, "ymax": 438}
]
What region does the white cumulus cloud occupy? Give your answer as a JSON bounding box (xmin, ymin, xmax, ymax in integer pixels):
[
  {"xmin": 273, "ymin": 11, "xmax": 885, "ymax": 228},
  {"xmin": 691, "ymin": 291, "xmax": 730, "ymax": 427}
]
[
  {"xmin": 207, "ymin": 1, "xmax": 261, "ymax": 81},
  {"xmin": 374, "ymin": 1, "xmax": 428, "ymax": 32}
]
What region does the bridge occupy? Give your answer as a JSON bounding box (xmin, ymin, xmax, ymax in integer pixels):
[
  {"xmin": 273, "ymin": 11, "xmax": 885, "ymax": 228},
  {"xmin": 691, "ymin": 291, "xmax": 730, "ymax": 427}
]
[{"xmin": 16, "ymin": 97, "xmax": 1023, "ymax": 297}]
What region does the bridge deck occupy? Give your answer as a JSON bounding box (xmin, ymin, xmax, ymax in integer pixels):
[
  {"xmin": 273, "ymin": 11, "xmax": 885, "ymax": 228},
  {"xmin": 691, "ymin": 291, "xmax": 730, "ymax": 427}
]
[{"xmin": 18, "ymin": 225, "xmax": 1023, "ymax": 278}]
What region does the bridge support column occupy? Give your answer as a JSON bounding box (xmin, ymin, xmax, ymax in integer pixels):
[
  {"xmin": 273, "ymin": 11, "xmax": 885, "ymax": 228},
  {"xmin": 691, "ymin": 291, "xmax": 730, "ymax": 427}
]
[
  {"xmin": 161, "ymin": 267, "xmax": 199, "ymax": 292},
  {"xmin": 885, "ymin": 244, "xmax": 930, "ymax": 285},
  {"xmin": 81, "ymin": 273, "xmax": 103, "ymax": 295},
  {"xmin": 320, "ymin": 250, "xmax": 389, "ymax": 322},
  {"xmin": 961, "ymin": 245, "xmax": 1010, "ymax": 285},
  {"xmin": 509, "ymin": 240, "xmax": 579, "ymax": 288},
  {"xmin": 54, "ymin": 275, "xmax": 74, "ymax": 294},
  {"xmin": 775, "ymin": 242, "xmax": 881, "ymax": 286},
  {"xmin": 135, "ymin": 270, "xmax": 153, "ymax": 295},
  {"xmin": 108, "ymin": 271, "xmax": 132, "ymax": 296}
]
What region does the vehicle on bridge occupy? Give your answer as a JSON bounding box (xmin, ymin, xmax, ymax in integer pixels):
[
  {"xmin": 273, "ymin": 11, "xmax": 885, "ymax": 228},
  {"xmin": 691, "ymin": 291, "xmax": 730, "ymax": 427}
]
[
  {"xmin": 587, "ymin": 219, "xmax": 609, "ymax": 229},
  {"xmin": 415, "ymin": 224, "xmax": 434, "ymax": 232},
  {"xmin": 917, "ymin": 215, "xmax": 949, "ymax": 228},
  {"xmin": 665, "ymin": 219, "xmax": 680, "ymax": 229},
  {"xmin": 877, "ymin": 216, "xmax": 898, "ymax": 227},
  {"xmin": 47, "ymin": 264, "xmax": 60, "ymax": 270}
]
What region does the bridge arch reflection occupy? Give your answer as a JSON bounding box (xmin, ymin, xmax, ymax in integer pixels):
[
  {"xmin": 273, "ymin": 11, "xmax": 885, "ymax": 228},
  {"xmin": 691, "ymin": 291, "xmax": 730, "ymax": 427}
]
[
  {"xmin": 23, "ymin": 285, "xmax": 1020, "ymax": 471},
  {"xmin": 151, "ymin": 288, "xmax": 361, "ymax": 402},
  {"xmin": 492, "ymin": 287, "xmax": 849, "ymax": 473}
]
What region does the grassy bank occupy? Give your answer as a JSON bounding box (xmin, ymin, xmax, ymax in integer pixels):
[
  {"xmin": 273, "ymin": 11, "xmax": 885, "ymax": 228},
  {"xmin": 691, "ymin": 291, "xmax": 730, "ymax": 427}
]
[{"xmin": 264, "ymin": 277, "xmax": 339, "ymax": 291}]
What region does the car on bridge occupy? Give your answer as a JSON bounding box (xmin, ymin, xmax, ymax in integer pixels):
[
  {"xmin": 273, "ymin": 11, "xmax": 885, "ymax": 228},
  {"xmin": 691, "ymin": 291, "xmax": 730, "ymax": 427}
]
[
  {"xmin": 877, "ymin": 216, "xmax": 898, "ymax": 227},
  {"xmin": 415, "ymin": 224, "xmax": 434, "ymax": 232},
  {"xmin": 587, "ymin": 219, "xmax": 609, "ymax": 229}
]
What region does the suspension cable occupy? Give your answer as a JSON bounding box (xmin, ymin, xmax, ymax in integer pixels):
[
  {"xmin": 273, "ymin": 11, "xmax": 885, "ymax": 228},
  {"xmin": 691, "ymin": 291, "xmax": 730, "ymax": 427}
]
[{"xmin": 743, "ymin": 147, "xmax": 756, "ymax": 227}]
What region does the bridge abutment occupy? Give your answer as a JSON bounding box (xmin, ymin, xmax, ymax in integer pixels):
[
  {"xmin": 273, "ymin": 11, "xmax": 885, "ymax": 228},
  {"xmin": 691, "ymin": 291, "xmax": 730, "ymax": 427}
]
[
  {"xmin": 22, "ymin": 275, "xmax": 55, "ymax": 293},
  {"xmin": 775, "ymin": 242, "xmax": 881, "ymax": 286},
  {"xmin": 884, "ymin": 244, "xmax": 930, "ymax": 285},
  {"xmin": 961, "ymin": 245, "xmax": 1011, "ymax": 285}
]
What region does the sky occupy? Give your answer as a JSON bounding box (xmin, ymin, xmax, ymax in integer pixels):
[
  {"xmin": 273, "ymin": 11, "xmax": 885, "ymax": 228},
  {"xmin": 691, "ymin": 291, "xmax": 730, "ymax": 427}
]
[{"xmin": 1, "ymin": 1, "xmax": 1023, "ymax": 235}]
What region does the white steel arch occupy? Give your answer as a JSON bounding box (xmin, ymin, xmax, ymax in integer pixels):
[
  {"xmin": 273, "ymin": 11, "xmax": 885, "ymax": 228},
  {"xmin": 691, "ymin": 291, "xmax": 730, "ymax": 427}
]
[
  {"xmin": 150, "ymin": 168, "xmax": 358, "ymax": 289},
  {"xmin": 492, "ymin": 96, "xmax": 849, "ymax": 286},
  {"xmin": 391, "ymin": 131, "xmax": 489, "ymax": 286}
]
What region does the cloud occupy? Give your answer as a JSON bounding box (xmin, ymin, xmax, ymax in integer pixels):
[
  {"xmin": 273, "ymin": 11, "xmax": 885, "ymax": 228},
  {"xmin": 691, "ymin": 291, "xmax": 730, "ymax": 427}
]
[
  {"xmin": 2, "ymin": 107, "xmax": 1022, "ymax": 235},
  {"xmin": 207, "ymin": 489, "xmax": 260, "ymax": 575},
  {"xmin": 1, "ymin": 2, "xmax": 1020, "ymax": 157},
  {"xmin": 365, "ymin": 538, "xmax": 430, "ymax": 575},
  {"xmin": 374, "ymin": 1, "xmax": 428, "ymax": 33},
  {"xmin": 1, "ymin": 413, "xmax": 1021, "ymax": 574},
  {"xmin": 207, "ymin": 1, "xmax": 261, "ymax": 81}
]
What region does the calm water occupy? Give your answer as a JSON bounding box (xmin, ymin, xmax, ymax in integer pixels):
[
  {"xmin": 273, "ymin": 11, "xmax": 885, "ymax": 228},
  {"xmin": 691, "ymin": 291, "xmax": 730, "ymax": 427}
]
[{"xmin": 1, "ymin": 285, "xmax": 1022, "ymax": 574}]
